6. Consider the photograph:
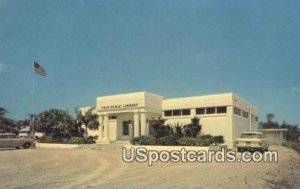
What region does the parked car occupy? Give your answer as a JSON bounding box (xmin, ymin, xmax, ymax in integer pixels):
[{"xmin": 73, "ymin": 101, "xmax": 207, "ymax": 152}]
[
  {"xmin": 0, "ymin": 133, "xmax": 35, "ymax": 149},
  {"xmin": 236, "ymin": 132, "xmax": 269, "ymax": 152}
]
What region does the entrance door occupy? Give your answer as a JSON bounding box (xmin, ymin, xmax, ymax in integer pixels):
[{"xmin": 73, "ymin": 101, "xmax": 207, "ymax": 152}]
[{"xmin": 122, "ymin": 121, "xmax": 130, "ymax": 136}]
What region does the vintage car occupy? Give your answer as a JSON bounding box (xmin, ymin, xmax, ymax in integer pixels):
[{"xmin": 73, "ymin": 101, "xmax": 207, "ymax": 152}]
[
  {"xmin": 18, "ymin": 127, "xmax": 44, "ymax": 139},
  {"xmin": 0, "ymin": 133, "xmax": 35, "ymax": 149},
  {"xmin": 236, "ymin": 132, "xmax": 269, "ymax": 152}
]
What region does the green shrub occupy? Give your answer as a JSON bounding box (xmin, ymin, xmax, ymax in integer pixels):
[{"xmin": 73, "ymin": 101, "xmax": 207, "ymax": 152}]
[
  {"xmin": 132, "ymin": 135, "xmax": 156, "ymax": 145},
  {"xmin": 172, "ymin": 124, "xmax": 184, "ymax": 139},
  {"xmin": 182, "ymin": 117, "xmax": 201, "ymax": 138},
  {"xmin": 84, "ymin": 136, "xmax": 98, "ymax": 144},
  {"xmin": 38, "ymin": 135, "xmax": 55, "ymax": 143},
  {"xmin": 194, "ymin": 137, "xmax": 210, "ymax": 146},
  {"xmin": 197, "ymin": 134, "xmax": 215, "ymax": 146},
  {"xmin": 38, "ymin": 135, "xmax": 97, "ymax": 144},
  {"xmin": 68, "ymin": 137, "xmax": 86, "ymax": 144},
  {"xmin": 151, "ymin": 125, "xmax": 174, "ymax": 139},
  {"xmin": 213, "ymin": 135, "xmax": 224, "ymax": 144},
  {"xmin": 159, "ymin": 136, "xmax": 178, "ymax": 146},
  {"xmin": 178, "ymin": 137, "xmax": 197, "ymax": 146}
]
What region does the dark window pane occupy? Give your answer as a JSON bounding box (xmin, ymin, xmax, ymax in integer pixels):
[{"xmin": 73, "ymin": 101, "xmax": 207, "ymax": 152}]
[
  {"xmin": 196, "ymin": 108, "xmax": 205, "ymax": 115},
  {"xmin": 173, "ymin": 110, "xmax": 181, "ymax": 116},
  {"xmin": 182, "ymin": 109, "xmax": 190, "ymax": 115},
  {"xmin": 206, "ymin": 107, "xmax": 215, "ymax": 114},
  {"xmin": 217, "ymin": 106, "xmax": 227, "ymax": 114},
  {"xmin": 234, "ymin": 107, "xmax": 241, "ymax": 115},
  {"xmin": 109, "ymin": 115, "xmax": 117, "ymax": 120},
  {"xmin": 0, "ymin": 135, "xmax": 7, "ymax": 139},
  {"xmin": 255, "ymin": 116, "xmax": 258, "ymax": 122},
  {"xmin": 242, "ymin": 111, "xmax": 249, "ymax": 118},
  {"xmin": 164, "ymin": 110, "xmax": 172, "ymax": 117}
]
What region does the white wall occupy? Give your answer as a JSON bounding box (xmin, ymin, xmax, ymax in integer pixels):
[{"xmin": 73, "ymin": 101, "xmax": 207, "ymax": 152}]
[{"xmin": 83, "ymin": 91, "xmax": 260, "ymax": 149}]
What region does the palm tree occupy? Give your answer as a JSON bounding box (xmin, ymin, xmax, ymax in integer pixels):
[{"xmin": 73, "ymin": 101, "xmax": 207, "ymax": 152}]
[
  {"xmin": 75, "ymin": 107, "xmax": 99, "ymax": 136},
  {"xmin": 266, "ymin": 113, "xmax": 275, "ymax": 123}
]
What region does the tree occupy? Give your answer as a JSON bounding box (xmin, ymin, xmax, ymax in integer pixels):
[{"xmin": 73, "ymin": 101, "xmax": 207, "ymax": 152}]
[
  {"xmin": 35, "ymin": 109, "xmax": 77, "ymax": 138},
  {"xmin": 0, "ymin": 107, "xmax": 7, "ymax": 118},
  {"xmin": 280, "ymin": 121, "xmax": 300, "ymax": 142},
  {"xmin": 260, "ymin": 114, "xmax": 300, "ymax": 142},
  {"xmin": 182, "ymin": 117, "xmax": 201, "ymax": 137},
  {"xmin": 149, "ymin": 118, "xmax": 173, "ymax": 140},
  {"xmin": 0, "ymin": 107, "xmax": 18, "ymax": 134},
  {"xmin": 75, "ymin": 107, "xmax": 99, "ymax": 136},
  {"xmin": 266, "ymin": 113, "xmax": 275, "ymax": 123},
  {"xmin": 260, "ymin": 113, "xmax": 279, "ymax": 129}
]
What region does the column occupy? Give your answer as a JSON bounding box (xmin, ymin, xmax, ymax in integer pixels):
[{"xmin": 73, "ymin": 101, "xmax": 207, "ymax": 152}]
[
  {"xmin": 134, "ymin": 112, "xmax": 140, "ymax": 137},
  {"xmin": 102, "ymin": 114, "xmax": 110, "ymax": 143},
  {"xmin": 96, "ymin": 115, "xmax": 103, "ymax": 143},
  {"xmin": 140, "ymin": 112, "xmax": 148, "ymax": 136}
]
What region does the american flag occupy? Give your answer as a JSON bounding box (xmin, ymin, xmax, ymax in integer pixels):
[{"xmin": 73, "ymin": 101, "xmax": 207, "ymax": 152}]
[{"xmin": 34, "ymin": 61, "xmax": 46, "ymax": 76}]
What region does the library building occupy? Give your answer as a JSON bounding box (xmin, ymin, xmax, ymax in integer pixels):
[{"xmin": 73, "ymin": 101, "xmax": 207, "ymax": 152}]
[{"xmin": 81, "ymin": 91, "xmax": 259, "ymax": 148}]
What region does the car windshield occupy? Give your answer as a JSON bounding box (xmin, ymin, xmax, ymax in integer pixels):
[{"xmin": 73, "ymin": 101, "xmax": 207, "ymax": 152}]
[{"xmin": 241, "ymin": 133, "xmax": 262, "ymax": 139}]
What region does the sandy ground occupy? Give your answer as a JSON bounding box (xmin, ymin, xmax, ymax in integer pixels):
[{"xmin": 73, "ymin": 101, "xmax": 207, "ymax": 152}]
[{"xmin": 0, "ymin": 145, "xmax": 299, "ymax": 189}]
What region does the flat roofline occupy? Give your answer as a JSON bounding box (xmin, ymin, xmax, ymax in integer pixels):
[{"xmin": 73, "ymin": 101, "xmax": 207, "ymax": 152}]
[
  {"xmin": 163, "ymin": 92, "xmax": 234, "ymax": 101},
  {"xmin": 241, "ymin": 132, "xmax": 263, "ymax": 134},
  {"xmin": 97, "ymin": 91, "xmax": 164, "ymax": 99},
  {"xmin": 258, "ymin": 129, "xmax": 288, "ymax": 132}
]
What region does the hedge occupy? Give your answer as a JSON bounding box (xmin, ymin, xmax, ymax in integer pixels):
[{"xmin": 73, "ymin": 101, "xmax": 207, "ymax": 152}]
[
  {"xmin": 38, "ymin": 135, "xmax": 97, "ymax": 144},
  {"xmin": 131, "ymin": 135, "xmax": 156, "ymax": 145}
]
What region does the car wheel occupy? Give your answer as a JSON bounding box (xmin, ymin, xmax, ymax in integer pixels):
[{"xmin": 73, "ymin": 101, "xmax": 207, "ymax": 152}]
[
  {"xmin": 15, "ymin": 147, "xmax": 21, "ymax": 150},
  {"xmin": 23, "ymin": 143, "xmax": 31, "ymax": 149}
]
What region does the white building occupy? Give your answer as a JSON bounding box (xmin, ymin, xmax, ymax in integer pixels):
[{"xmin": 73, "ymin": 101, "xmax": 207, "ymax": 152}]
[{"xmin": 82, "ymin": 91, "xmax": 259, "ymax": 148}]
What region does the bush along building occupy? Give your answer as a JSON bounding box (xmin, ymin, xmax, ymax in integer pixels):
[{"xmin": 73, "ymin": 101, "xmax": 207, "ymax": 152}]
[{"xmin": 80, "ymin": 91, "xmax": 259, "ymax": 149}]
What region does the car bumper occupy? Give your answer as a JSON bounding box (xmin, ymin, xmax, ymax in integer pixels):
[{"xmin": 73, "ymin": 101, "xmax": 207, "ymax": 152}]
[{"xmin": 236, "ymin": 146, "xmax": 264, "ymax": 152}]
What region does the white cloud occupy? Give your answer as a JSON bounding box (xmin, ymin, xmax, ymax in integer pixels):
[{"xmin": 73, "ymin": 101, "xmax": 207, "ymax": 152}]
[{"xmin": 0, "ymin": 63, "xmax": 5, "ymax": 73}]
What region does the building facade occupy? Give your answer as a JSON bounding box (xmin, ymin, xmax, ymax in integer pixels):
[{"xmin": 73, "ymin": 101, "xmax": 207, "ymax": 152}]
[{"xmin": 82, "ymin": 91, "xmax": 259, "ymax": 148}]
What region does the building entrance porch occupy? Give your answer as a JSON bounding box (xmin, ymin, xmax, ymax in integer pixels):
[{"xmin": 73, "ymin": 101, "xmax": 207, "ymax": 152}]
[{"xmin": 97, "ymin": 111, "xmax": 151, "ymax": 144}]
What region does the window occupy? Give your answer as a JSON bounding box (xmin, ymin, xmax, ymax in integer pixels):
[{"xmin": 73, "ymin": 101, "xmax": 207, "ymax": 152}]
[
  {"xmin": 196, "ymin": 108, "xmax": 205, "ymax": 115},
  {"xmin": 164, "ymin": 110, "xmax": 172, "ymax": 117},
  {"xmin": 206, "ymin": 107, "xmax": 215, "ymax": 114},
  {"xmin": 109, "ymin": 115, "xmax": 117, "ymax": 120},
  {"xmin": 251, "ymin": 115, "xmax": 255, "ymax": 122},
  {"xmin": 8, "ymin": 135, "xmax": 17, "ymax": 139},
  {"xmin": 0, "ymin": 135, "xmax": 8, "ymax": 139},
  {"xmin": 173, "ymin": 109, "xmax": 181, "ymax": 116},
  {"xmin": 242, "ymin": 111, "xmax": 249, "ymax": 118},
  {"xmin": 234, "ymin": 107, "xmax": 241, "ymax": 115},
  {"xmin": 182, "ymin": 109, "xmax": 191, "ymax": 116},
  {"xmin": 122, "ymin": 121, "xmax": 129, "ymax": 135},
  {"xmin": 241, "ymin": 133, "xmax": 262, "ymax": 139},
  {"xmin": 217, "ymin": 106, "xmax": 227, "ymax": 114},
  {"xmin": 255, "ymin": 116, "xmax": 258, "ymax": 122}
]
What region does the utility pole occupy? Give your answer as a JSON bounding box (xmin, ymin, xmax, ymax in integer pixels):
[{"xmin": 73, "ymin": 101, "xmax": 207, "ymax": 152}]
[{"xmin": 249, "ymin": 106, "xmax": 252, "ymax": 132}]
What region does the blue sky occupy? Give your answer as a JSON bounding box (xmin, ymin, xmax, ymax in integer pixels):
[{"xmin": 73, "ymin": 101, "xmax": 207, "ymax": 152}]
[{"xmin": 0, "ymin": 0, "xmax": 299, "ymax": 125}]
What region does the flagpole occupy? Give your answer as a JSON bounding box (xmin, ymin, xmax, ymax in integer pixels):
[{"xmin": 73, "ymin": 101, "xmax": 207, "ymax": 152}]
[{"xmin": 31, "ymin": 60, "xmax": 35, "ymax": 138}]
